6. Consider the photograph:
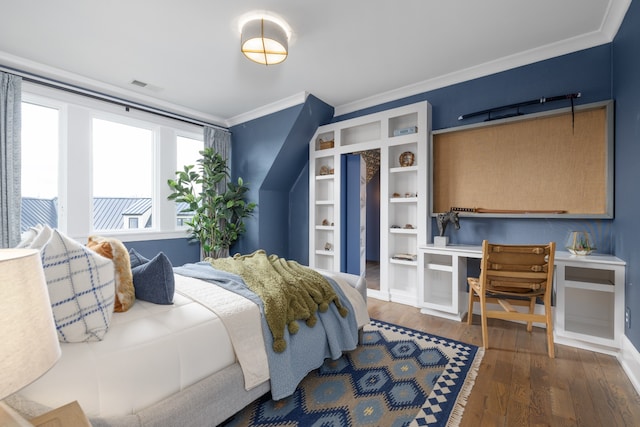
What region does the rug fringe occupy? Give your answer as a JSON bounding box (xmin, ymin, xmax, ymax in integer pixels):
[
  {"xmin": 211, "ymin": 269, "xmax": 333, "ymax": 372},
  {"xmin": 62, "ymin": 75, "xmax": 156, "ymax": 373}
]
[{"xmin": 446, "ymin": 347, "xmax": 484, "ymax": 427}]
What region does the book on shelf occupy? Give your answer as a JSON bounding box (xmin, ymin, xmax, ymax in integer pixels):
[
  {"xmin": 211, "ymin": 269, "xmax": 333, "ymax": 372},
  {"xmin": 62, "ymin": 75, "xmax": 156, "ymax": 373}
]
[{"xmin": 392, "ymin": 253, "xmax": 417, "ymax": 261}]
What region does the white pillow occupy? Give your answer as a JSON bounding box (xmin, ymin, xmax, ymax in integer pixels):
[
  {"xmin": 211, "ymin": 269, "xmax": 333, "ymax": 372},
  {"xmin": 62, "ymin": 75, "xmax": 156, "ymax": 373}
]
[
  {"xmin": 15, "ymin": 224, "xmax": 45, "ymax": 248},
  {"xmin": 33, "ymin": 227, "xmax": 116, "ymax": 342}
]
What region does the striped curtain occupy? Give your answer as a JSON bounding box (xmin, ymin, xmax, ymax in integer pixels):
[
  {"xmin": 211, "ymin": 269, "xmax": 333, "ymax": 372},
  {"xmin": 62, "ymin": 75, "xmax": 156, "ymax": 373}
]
[
  {"xmin": 203, "ymin": 126, "xmax": 231, "ymax": 195},
  {"xmin": 0, "ymin": 72, "xmax": 22, "ymax": 248}
]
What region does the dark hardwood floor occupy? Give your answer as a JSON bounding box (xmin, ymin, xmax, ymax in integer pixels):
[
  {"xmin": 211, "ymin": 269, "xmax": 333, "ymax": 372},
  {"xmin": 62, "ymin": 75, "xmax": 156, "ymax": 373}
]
[{"xmin": 367, "ymin": 298, "xmax": 640, "ymax": 427}]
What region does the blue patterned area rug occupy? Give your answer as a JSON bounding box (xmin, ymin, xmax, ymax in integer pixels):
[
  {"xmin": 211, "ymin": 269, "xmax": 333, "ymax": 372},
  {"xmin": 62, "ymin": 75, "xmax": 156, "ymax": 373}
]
[{"xmin": 223, "ymin": 319, "xmax": 483, "ymax": 427}]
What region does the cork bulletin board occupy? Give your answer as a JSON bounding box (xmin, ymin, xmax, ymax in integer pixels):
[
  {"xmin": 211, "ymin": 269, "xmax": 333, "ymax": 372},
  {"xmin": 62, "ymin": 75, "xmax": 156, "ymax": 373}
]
[{"xmin": 432, "ymin": 101, "xmax": 613, "ymax": 218}]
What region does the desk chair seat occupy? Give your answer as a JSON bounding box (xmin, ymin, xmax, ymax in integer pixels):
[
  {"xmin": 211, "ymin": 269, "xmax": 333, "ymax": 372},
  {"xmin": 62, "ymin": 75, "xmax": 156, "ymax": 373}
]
[{"xmin": 467, "ymin": 240, "xmax": 556, "ymax": 358}]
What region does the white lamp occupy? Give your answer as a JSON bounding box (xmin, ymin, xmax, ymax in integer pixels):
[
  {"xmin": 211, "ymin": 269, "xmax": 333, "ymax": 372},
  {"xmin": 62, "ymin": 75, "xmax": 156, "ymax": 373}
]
[
  {"xmin": 241, "ymin": 18, "xmax": 288, "ymax": 65},
  {"xmin": 0, "ymin": 249, "xmax": 61, "ymax": 425}
]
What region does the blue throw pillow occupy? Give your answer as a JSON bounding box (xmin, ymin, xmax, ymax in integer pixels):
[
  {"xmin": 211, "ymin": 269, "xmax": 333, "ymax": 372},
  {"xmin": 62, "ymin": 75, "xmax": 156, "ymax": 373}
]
[
  {"xmin": 131, "ymin": 252, "xmax": 174, "ymax": 304},
  {"xmin": 129, "ymin": 248, "xmax": 150, "ymax": 269}
]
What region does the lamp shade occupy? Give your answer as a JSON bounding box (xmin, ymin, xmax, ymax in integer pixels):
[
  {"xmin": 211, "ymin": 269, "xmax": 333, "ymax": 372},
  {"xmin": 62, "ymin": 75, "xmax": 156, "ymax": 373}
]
[
  {"xmin": 0, "ymin": 249, "xmax": 60, "ymax": 400},
  {"xmin": 241, "ymin": 18, "xmax": 288, "ymax": 65}
]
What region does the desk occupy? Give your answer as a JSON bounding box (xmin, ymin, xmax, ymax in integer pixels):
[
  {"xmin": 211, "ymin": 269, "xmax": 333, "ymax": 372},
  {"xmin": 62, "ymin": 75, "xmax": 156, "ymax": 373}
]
[{"xmin": 418, "ymin": 244, "xmax": 626, "ymax": 353}]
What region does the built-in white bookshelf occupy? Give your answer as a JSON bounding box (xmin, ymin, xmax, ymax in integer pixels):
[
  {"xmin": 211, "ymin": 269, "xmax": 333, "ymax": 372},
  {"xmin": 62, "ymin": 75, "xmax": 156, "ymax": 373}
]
[{"xmin": 309, "ymin": 102, "xmax": 431, "ymax": 305}]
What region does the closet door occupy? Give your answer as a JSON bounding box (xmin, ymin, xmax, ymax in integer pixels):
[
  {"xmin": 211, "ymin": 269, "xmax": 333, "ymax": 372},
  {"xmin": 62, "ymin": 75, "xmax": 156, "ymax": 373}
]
[{"xmin": 341, "ymin": 154, "xmax": 366, "ymax": 275}]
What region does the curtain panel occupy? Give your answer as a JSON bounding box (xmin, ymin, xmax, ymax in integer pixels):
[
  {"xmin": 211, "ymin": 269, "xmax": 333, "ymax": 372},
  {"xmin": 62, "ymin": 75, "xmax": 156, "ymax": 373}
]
[
  {"xmin": 0, "ymin": 72, "xmax": 22, "ymax": 248},
  {"xmin": 204, "ymin": 126, "xmax": 231, "ymax": 194}
]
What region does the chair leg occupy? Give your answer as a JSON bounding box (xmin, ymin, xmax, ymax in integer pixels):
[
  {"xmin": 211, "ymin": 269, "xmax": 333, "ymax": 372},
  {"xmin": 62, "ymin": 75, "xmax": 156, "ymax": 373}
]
[
  {"xmin": 546, "ymin": 305, "xmax": 555, "ymax": 358},
  {"xmin": 480, "ymin": 293, "xmax": 489, "ymax": 349},
  {"xmin": 467, "ymin": 288, "xmax": 475, "ymax": 325},
  {"xmin": 527, "ymin": 297, "xmax": 536, "ymax": 332}
]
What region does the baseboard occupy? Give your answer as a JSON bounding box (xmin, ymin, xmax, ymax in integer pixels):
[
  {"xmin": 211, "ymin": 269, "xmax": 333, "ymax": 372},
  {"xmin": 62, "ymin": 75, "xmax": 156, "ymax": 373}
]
[
  {"xmin": 389, "ymin": 291, "xmax": 418, "ymax": 307},
  {"xmin": 618, "ymin": 335, "xmax": 640, "ymax": 396},
  {"xmin": 366, "ymin": 289, "xmax": 390, "ymax": 302},
  {"xmin": 420, "ymin": 307, "xmax": 465, "ymax": 321}
]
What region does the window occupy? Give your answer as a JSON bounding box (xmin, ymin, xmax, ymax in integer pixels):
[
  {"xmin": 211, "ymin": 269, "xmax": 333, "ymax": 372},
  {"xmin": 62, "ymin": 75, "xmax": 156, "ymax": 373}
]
[
  {"xmin": 92, "ymin": 118, "xmax": 153, "ymax": 231},
  {"xmin": 175, "ymin": 135, "xmax": 203, "ymax": 227},
  {"xmin": 20, "ymin": 101, "xmax": 60, "ymax": 232},
  {"xmin": 19, "ymin": 82, "xmax": 205, "ymax": 240}
]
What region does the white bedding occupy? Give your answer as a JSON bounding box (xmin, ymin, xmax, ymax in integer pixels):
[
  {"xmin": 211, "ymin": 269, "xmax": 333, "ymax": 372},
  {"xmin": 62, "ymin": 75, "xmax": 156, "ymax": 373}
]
[
  {"xmin": 19, "ymin": 275, "xmax": 237, "ymax": 418},
  {"xmin": 18, "ymin": 270, "xmax": 368, "ymax": 420},
  {"xmin": 174, "ymin": 274, "xmax": 268, "ymax": 389},
  {"xmin": 318, "ymin": 269, "xmax": 370, "ymax": 329}
]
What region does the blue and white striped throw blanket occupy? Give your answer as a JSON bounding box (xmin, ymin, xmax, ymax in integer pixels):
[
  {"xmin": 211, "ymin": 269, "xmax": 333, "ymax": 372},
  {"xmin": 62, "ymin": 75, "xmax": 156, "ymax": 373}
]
[{"xmin": 173, "ymin": 262, "xmax": 359, "ymax": 400}]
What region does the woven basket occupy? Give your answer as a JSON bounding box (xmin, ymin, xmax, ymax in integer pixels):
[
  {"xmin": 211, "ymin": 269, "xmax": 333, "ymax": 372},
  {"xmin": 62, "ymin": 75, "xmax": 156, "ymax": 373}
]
[{"xmin": 319, "ymin": 139, "xmax": 334, "ymax": 150}]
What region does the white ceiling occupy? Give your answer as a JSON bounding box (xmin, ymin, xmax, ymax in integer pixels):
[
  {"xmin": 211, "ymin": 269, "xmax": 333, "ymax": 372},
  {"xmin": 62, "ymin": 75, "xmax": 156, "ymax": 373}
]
[{"xmin": 0, "ymin": 0, "xmax": 630, "ymax": 127}]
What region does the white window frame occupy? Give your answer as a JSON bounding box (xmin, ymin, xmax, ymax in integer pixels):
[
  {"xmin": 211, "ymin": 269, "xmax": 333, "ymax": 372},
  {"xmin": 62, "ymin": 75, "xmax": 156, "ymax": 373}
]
[
  {"xmin": 22, "ymin": 82, "xmax": 204, "ymax": 243},
  {"xmin": 90, "ymin": 111, "xmax": 158, "ymax": 233},
  {"xmin": 174, "ymin": 133, "xmax": 205, "ymax": 230}
]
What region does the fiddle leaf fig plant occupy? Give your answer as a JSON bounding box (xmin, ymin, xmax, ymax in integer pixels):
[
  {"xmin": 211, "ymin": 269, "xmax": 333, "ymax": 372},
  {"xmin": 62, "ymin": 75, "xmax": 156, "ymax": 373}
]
[{"xmin": 167, "ymin": 147, "xmax": 256, "ymax": 259}]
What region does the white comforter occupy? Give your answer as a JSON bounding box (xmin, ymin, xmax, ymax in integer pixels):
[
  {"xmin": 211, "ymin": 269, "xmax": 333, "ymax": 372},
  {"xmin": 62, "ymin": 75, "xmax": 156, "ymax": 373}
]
[
  {"xmin": 174, "ymin": 274, "xmax": 268, "ymax": 389},
  {"xmin": 18, "ymin": 271, "xmax": 368, "ymax": 418}
]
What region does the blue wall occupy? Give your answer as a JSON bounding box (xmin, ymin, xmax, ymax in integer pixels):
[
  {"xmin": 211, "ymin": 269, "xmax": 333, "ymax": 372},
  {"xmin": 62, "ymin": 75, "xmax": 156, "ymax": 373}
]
[
  {"xmin": 289, "ymin": 162, "xmax": 311, "ymax": 262},
  {"xmin": 332, "ymin": 44, "xmax": 614, "ymax": 253},
  {"xmin": 613, "ymin": 0, "xmax": 640, "ymax": 348},
  {"xmin": 230, "ymin": 95, "xmax": 334, "ymax": 262},
  {"xmin": 334, "ymin": 44, "xmax": 615, "ymax": 266},
  {"xmin": 342, "ymin": 154, "xmax": 364, "ymax": 275},
  {"xmin": 334, "ymin": 45, "xmax": 612, "ymax": 132},
  {"xmin": 229, "ymin": 45, "xmax": 615, "ymax": 255},
  {"xmin": 125, "ymin": 237, "xmax": 200, "ymax": 268}
]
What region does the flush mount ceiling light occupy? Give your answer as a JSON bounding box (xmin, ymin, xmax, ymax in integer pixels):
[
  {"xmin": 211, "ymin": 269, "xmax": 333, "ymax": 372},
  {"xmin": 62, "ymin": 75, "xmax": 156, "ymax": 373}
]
[{"xmin": 241, "ymin": 17, "xmax": 289, "ymax": 65}]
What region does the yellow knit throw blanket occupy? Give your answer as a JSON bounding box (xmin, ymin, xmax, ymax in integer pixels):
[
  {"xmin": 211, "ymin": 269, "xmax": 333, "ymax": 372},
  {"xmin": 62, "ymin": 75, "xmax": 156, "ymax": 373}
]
[{"xmin": 208, "ymin": 250, "xmax": 349, "ymax": 352}]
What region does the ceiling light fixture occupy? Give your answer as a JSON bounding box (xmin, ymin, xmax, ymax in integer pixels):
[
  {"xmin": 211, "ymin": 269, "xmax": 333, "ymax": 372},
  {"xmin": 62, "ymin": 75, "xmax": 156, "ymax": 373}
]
[{"xmin": 241, "ymin": 17, "xmax": 288, "ymax": 65}]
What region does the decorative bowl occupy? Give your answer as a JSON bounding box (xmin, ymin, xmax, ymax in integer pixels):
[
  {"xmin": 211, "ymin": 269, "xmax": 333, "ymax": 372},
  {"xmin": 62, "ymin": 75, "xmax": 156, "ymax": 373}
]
[{"xmin": 399, "ymin": 151, "xmax": 415, "ymax": 167}]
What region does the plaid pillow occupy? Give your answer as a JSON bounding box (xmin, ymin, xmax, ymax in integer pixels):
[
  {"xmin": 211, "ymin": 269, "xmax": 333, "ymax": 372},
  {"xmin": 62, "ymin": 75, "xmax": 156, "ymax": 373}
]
[{"xmin": 35, "ymin": 226, "xmax": 116, "ymax": 342}]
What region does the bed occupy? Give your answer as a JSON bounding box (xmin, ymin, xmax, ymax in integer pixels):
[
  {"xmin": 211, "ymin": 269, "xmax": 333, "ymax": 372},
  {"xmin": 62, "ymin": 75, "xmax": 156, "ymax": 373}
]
[{"xmin": 8, "ymin": 264, "xmax": 369, "ymax": 427}]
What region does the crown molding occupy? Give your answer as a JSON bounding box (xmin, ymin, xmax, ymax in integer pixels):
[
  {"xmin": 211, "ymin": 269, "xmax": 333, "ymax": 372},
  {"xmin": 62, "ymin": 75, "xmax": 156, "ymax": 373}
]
[
  {"xmin": 601, "ymin": 0, "xmax": 632, "ymax": 39},
  {"xmin": 335, "ymin": 33, "xmax": 611, "ymax": 117},
  {"xmin": 225, "ymin": 92, "xmax": 308, "ymax": 127},
  {"xmin": 334, "ymin": 0, "xmax": 629, "ymax": 117}
]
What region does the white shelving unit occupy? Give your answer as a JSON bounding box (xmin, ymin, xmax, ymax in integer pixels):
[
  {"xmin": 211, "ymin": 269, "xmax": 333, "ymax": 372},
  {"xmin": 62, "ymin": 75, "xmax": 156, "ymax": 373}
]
[
  {"xmin": 311, "ymin": 151, "xmax": 338, "ymax": 271},
  {"xmin": 418, "ymin": 245, "xmax": 482, "ymax": 321},
  {"xmin": 309, "ymin": 102, "xmax": 431, "ymax": 305},
  {"xmin": 418, "ymin": 244, "xmax": 626, "ymax": 354},
  {"xmin": 554, "ymin": 252, "xmax": 625, "ymax": 354}
]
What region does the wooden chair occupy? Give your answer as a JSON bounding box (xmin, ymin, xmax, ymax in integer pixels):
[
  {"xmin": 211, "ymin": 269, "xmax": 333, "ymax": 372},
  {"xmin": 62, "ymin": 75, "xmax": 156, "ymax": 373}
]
[{"xmin": 467, "ymin": 240, "xmax": 556, "ymax": 357}]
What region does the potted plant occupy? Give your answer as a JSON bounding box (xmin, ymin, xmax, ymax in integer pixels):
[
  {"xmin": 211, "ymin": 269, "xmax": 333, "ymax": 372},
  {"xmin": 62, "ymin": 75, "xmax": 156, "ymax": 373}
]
[{"xmin": 167, "ymin": 147, "xmax": 256, "ymax": 259}]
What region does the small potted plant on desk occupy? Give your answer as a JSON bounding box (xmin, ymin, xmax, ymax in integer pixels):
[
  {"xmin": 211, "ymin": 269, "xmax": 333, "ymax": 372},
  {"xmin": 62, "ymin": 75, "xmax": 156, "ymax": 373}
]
[{"xmin": 168, "ymin": 147, "xmax": 256, "ymax": 259}]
